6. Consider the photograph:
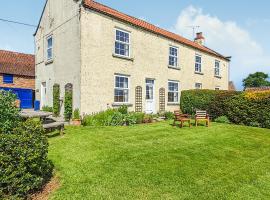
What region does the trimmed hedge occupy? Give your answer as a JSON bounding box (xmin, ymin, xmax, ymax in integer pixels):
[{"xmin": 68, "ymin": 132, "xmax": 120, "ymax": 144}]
[
  {"xmin": 180, "ymin": 89, "xmax": 270, "ymax": 128},
  {"xmin": 180, "ymin": 90, "xmax": 217, "ymax": 115}
]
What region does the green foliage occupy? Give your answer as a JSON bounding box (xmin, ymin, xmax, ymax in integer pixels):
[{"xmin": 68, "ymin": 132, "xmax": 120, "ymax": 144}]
[
  {"xmin": 215, "ymin": 116, "xmax": 230, "ymax": 124},
  {"xmin": 82, "ymin": 109, "xmax": 146, "ymax": 127},
  {"xmin": 243, "ymin": 72, "xmax": 270, "ymax": 89},
  {"xmin": 0, "ymin": 90, "xmax": 20, "ymax": 134},
  {"xmin": 0, "ymin": 119, "xmax": 53, "ymax": 199},
  {"xmin": 118, "ymin": 105, "xmax": 128, "ymax": 114},
  {"xmin": 64, "ymin": 90, "xmax": 73, "ymax": 122},
  {"xmin": 42, "ymin": 106, "xmax": 53, "ymax": 112},
  {"xmin": 180, "ymin": 90, "xmax": 217, "ymax": 115},
  {"xmin": 164, "ymin": 111, "xmax": 174, "ymax": 120},
  {"xmin": 209, "ymin": 91, "xmax": 240, "ymax": 119},
  {"xmin": 73, "ymin": 108, "xmax": 80, "ymax": 120},
  {"xmin": 225, "ymin": 94, "xmax": 270, "ymax": 128},
  {"xmin": 53, "ymin": 84, "xmax": 60, "ymax": 117},
  {"xmin": 143, "ymin": 114, "xmax": 154, "ymax": 123}
]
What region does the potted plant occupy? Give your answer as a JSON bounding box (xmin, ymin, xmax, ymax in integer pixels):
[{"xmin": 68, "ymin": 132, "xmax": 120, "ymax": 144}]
[{"xmin": 72, "ymin": 108, "xmax": 81, "ymax": 126}]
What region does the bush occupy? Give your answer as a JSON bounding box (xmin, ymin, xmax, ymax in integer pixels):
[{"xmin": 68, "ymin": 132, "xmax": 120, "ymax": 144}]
[
  {"xmin": 0, "ymin": 90, "xmax": 21, "ymax": 134},
  {"xmin": 164, "ymin": 111, "xmax": 174, "ymax": 120},
  {"xmin": 73, "ymin": 108, "xmax": 80, "ymax": 120},
  {"xmin": 42, "ymin": 106, "xmax": 53, "ymax": 112},
  {"xmin": 53, "ymin": 84, "xmax": 60, "ymax": 117},
  {"xmin": 132, "ymin": 112, "xmax": 145, "ymax": 124},
  {"xmin": 180, "ymin": 90, "xmax": 217, "ymax": 115},
  {"xmin": 143, "ymin": 114, "xmax": 154, "ymax": 123},
  {"xmin": 215, "ymin": 116, "xmax": 230, "ymax": 124},
  {"xmin": 118, "ymin": 105, "xmax": 128, "ymax": 114},
  {"xmin": 209, "ymin": 91, "xmax": 240, "ymax": 119},
  {"xmin": 225, "ymin": 93, "xmax": 270, "ymax": 128},
  {"xmin": 64, "ymin": 90, "xmax": 72, "ymax": 122},
  {"xmin": 0, "ymin": 119, "xmax": 53, "ymax": 199}
]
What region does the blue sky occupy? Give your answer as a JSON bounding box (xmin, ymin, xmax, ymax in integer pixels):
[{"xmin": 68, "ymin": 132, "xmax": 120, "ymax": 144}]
[{"xmin": 0, "ymin": 0, "xmax": 269, "ymax": 89}]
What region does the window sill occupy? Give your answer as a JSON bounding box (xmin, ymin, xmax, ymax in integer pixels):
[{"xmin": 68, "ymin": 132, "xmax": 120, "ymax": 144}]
[
  {"xmin": 168, "ymin": 65, "xmax": 180, "ymax": 70},
  {"xmin": 214, "ymin": 75, "xmax": 222, "ymax": 79},
  {"xmin": 167, "ymin": 103, "xmax": 180, "ymax": 106},
  {"xmin": 112, "ymin": 103, "xmax": 133, "ymax": 107},
  {"xmin": 195, "ymin": 72, "xmax": 204, "ymax": 75},
  {"xmin": 112, "ymin": 54, "xmax": 134, "ymax": 62},
  {"xmin": 45, "ymin": 59, "xmax": 53, "ymax": 65}
]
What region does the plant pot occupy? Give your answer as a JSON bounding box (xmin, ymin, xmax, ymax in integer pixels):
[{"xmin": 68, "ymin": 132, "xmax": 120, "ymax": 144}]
[{"xmin": 72, "ymin": 119, "xmax": 81, "ymax": 126}]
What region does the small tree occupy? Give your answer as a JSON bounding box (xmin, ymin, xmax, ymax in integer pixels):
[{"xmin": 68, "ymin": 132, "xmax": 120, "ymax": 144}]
[
  {"xmin": 53, "ymin": 84, "xmax": 60, "ymax": 117},
  {"xmin": 64, "ymin": 83, "xmax": 73, "ymax": 121},
  {"xmin": 0, "ymin": 90, "xmax": 20, "ymax": 134},
  {"xmin": 243, "ymin": 72, "xmax": 270, "ymax": 89}
]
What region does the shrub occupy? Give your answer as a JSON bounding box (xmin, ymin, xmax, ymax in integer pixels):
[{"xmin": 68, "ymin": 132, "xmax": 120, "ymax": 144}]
[
  {"xmin": 164, "ymin": 111, "xmax": 174, "ymax": 120},
  {"xmin": 42, "ymin": 106, "xmax": 53, "ymax": 112},
  {"xmin": 225, "ymin": 93, "xmax": 270, "ymax": 128},
  {"xmin": 73, "ymin": 108, "xmax": 80, "ymax": 120},
  {"xmin": 118, "ymin": 105, "xmax": 128, "ymax": 114},
  {"xmin": 180, "ymin": 90, "xmax": 217, "ymax": 115},
  {"xmin": 53, "ymin": 84, "xmax": 60, "ymax": 117},
  {"xmin": 0, "ymin": 90, "xmax": 21, "ymax": 134},
  {"xmin": 143, "ymin": 114, "xmax": 154, "ymax": 123},
  {"xmin": 0, "ymin": 119, "xmax": 53, "ymax": 199},
  {"xmin": 123, "ymin": 112, "xmax": 138, "ymax": 126},
  {"xmin": 132, "ymin": 112, "xmax": 145, "ymax": 124},
  {"xmin": 209, "ymin": 91, "xmax": 240, "ymax": 119},
  {"xmin": 64, "ymin": 90, "xmax": 72, "ymax": 122},
  {"xmin": 215, "ymin": 116, "xmax": 230, "ymax": 124}
]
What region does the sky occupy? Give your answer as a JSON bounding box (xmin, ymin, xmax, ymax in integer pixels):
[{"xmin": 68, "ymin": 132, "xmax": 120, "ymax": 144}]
[{"xmin": 0, "ymin": 0, "xmax": 269, "ymax": 90}]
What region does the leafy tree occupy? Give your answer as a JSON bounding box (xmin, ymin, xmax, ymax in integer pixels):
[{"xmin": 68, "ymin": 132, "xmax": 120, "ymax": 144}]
[{"xmin": 243, "ymin": 72, "xmax": 270, "ymax": 89}]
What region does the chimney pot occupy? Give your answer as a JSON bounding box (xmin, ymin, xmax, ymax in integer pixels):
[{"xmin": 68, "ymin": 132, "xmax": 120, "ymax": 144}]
[{"xmin": 194, "ymin": 32, "xmax": 205, "ymax": 46}]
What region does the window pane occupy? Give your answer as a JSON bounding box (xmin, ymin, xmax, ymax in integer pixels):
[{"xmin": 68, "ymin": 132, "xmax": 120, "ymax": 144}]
[
  {"xmin": 47, "ymin": 37, "xmax": 52, "ymax": 48},
  {"xmin": 47, "ymin": 48, "xmax": 52, "ymax": 60}
]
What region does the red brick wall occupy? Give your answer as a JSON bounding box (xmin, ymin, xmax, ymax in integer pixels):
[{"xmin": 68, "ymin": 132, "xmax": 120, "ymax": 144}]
[{"xmin": 0, "ymin": 73, "xmax": 35, "ymax": 90}]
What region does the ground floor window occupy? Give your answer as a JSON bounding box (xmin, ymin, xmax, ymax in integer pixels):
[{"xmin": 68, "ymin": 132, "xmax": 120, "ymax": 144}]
[
  {"xmin": 168, "ymin": 81, "xmax": 179, "ymax": 103},
  {"xmin": 195, "ymin": 83, "xmax": 202, "ymax": 89},
  {"xmin": 114, "ymin": 75, "xmax": 129, "ymax": 103}
]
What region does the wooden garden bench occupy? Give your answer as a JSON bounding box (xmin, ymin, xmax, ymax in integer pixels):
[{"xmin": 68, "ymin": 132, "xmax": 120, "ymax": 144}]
[
  {"xmin": 43, "ymin": 122, "xmax": 64, "ymax": 135},
  {"xmin": 195, "ymin": 110, "xmax": 210, "ymax": 127},
  {"xmin": 173, "ymin": 110, "xmax": 191, "ymax": 128}
]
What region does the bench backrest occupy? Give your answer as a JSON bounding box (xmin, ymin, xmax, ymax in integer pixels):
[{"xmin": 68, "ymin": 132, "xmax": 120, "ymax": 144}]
[{"xmin": 196, "ymin": 110, "xmax": 207, "ymax": 119}]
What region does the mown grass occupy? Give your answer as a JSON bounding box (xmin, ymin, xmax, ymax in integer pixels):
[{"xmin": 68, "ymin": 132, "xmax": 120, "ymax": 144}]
[{"xmin": 48, "ymin": 122, "xmax": 270, "ymax": 199}]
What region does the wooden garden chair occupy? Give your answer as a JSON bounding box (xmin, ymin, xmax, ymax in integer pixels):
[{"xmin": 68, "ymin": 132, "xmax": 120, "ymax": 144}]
[
  {"xmin": 173, "ymin": 110, "xmax": 191, "ymax": 128},
  {"xmin": 195, "ymin": 110, "xmax": 210, "ymax": 127}
]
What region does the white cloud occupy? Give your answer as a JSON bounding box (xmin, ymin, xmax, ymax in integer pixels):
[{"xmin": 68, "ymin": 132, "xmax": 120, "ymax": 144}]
[{"xmin": 172, "ymin": 6, "xmax": 270, "ymax": 89}]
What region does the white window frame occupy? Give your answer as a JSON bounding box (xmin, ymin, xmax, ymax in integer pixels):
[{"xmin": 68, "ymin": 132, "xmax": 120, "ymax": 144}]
[
  {"xmin": 195, "ymin": 54, "xmax": 202, "ymax": 73},
  {"xmin": 114, "ymin": 29, "xmax": 131, "ymax": 58},
  {"xmin": 168, "ymin": 81, "xmax": 179, "ymax": 103},
  {"xmin": 168, "ymin": 46, "xmax": 179, "ymax": 68},
  {"xmin": 46, "ymin": 35, "xmax": 53, "ymax": 61},
  {"xmin": 114, "ymin": 75, "xmax": 130, "ymax": 103},
  {"xmin": 214, "ymin": 60, "xmax": 220, "ymax": 76},
  {"xmin": 195, "ymin": 83, "xmax": 202, "ymax": 89}
]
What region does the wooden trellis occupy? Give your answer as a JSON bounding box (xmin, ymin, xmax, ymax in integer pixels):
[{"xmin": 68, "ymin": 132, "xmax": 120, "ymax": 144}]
[
  {"xmin": 159, "ymin": 88, "xmax": 165, "ymax": 112},
  {"xmin": 135, "ymin": 86, "xmax": 143, "ymax": 112}
]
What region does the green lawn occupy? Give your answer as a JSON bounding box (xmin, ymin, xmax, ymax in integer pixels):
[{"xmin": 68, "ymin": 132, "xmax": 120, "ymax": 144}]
[{"xmin": 48, "ymin": 122, "xmax": 270, "ymax": 200}]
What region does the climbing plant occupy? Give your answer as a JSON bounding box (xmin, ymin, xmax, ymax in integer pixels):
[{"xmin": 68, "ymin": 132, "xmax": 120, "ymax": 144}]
[
  {"xmin": 53, "ymin": 84, "xmax": 60, "ymax": 117},
  {"xmin": 64, "ymin": 83, "xmax": 73, "ymax": 121}
]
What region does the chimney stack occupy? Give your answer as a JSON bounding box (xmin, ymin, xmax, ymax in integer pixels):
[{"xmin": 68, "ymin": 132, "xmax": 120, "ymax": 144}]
[{"xmin": 194, "ymin": 32, "xmax": 205, "ymax": 46}]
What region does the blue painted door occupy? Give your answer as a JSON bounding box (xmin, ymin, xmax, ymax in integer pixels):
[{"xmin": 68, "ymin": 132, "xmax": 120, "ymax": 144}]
[{"xmin": 0, "ymin": 87, "xmax": 33, "ymax": 109}]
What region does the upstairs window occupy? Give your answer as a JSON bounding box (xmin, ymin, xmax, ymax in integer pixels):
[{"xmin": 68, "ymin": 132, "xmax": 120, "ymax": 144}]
[
  {"xmin": 195, "ymin": 54, "xmax": 202, "ymax": 73},
  {"xmin": 169, "ymin": 47, "xmax": 178, "ymax": 67},
  {"xmin": 47, "ymin": 36, "xmax": 53, "ymax": 61},
  {"xmin": 195, "ymin": 83, "xmax": 202, "ymax": 89},
  {"xmin": 115, "ymin": 29, "xmax": 130, "ymax": 57},
  {"xmin": 3, "ymin": 74, "xmax": 13, "ymax": 84},
  {"xmin": 215, "ymin": 60, "xmax": 220, "ymax": 76},
  {"xmin": 114, "ymin": 75, "xmax": 129, "ymax": 103},
  {"xmin": 168, "ymin": 81, "xmax": 179, "ymax": 103}
]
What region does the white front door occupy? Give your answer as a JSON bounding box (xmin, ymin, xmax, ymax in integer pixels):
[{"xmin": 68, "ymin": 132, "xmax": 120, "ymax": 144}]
[
  {"xmin": 40, "ymin": 82, "xmax": 47, "ymax": 108},
  {"xmin": 145, "ymin": 79, "xmax": 155, "ymax": 114}
]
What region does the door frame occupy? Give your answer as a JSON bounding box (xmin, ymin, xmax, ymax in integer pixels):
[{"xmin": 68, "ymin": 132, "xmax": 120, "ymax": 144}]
[
  {"xmin": 40, "ymin": 82, "xmax": 47, "ymax": 109},
  {"xmin": 145, "ymin": 78, "xmax": 155, "ymax": 114}
]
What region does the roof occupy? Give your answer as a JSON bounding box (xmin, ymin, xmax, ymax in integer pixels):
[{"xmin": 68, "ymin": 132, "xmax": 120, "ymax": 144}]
[
  {"xmin": 245, "ymin": 86, "xmax": 270, "ymax": 91},
  {"xmin": 83, "ymin": 0, "xmax": 230, "ymax": 61},
  {"xmin": 0, "ymin": 50, "xmax": 35, "ymax": 77}
]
